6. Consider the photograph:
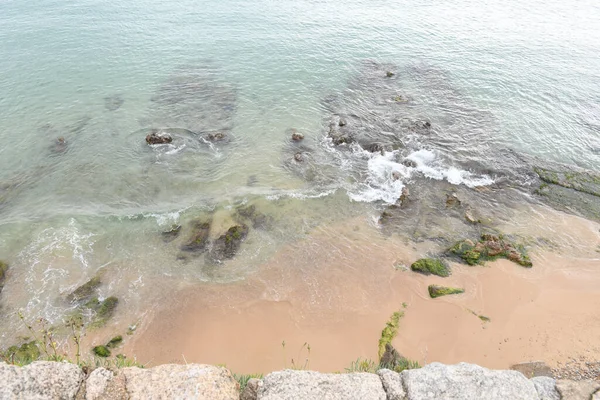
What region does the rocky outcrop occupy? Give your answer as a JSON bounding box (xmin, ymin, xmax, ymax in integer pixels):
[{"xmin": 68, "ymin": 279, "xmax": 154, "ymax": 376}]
[
  {"xmin": 0, "ymin": 361, "xmax": 596, "ymax": 400},
  {"xmin": 256, "ymin": 370, "xmax": 386, "ymax": 400},
  {"xmin": 0, "ymin": 361, "xmax": 85, "ymax": 400}
]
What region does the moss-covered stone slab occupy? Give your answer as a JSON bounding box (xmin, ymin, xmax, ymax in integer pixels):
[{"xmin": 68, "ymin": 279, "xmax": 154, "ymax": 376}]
[
  {"xmin": 106, "ymin": 335, "xmax": 123, "ymax": 349},
  {"xmin": 428, "ymin": 285, "xmax": 465, "ymax": 298},
  {"xmin": 85, "ymin": 296, "xmax": 119, "ymax": 328},
  {"xmin": 378, "ymin": 311, "xmax": 404, "ymax": 359},
  {"xmin": 449, "ymin": 234, "xmax": 532, "ymax": 267},
  {"xmin": 410, "ymin": 258, "xmax": 450, "ymax": 277},
  {"xmin": 534, "ymin": 167, "xmax": 600, "ymax": 197},
  {"xmin": 67, "ymin": 276, "xmax": 101, "ymax": 303}
]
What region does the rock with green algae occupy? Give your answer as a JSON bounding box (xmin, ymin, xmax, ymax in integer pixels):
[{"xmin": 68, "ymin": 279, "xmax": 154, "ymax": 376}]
[
  {"xmin": 428, "ymin": 285, "xmax": 465, "ymax": 298},
  {"xmin": 534, "ymin": 166, "xmax": 600, "ymax": 197},
  {"xmin": 67, "ymin": 275, "xmax": 101, "ymax": 303},
  {"xmin": 92, "ymin": 345, "xmax": 111, "ymax": 358},
  {"xmin": 1, "ymin": 341, "xmax": 40, "ymax": 365},
  {"xmin": 106, "ymin": 335, "xmax": 123, "ymax": 349},
  {"xmin": 236, "ymin": 204, "xmax": 272, "ymax": 229},
  {"xmin": 208, "ymin": 224, "xmax": 249, "ymax": 262},
  {"xmin": 449, "ymin": 234, "xmax": 532, "ymax": 267},
  {"xmin": 378, "ymin": 311, "xmax": 404, "ymax": 359},
  {"xmin": 0, "ymin": 260, "xmax": 8, "ymax": 294},
  {"xmin": 180, "ymin": 220, "xmax": 211, "ymax": 253},
  {"xmin": 161, "ymin": 224, "xmax": 181, "ymax": 243},
  {"xmin": 410, "ymin": 258, "xmax": 450, "ymax": 277},
  {"xmin": 85, "ymin": 296, "xmax": 119, "ymax": 328}
]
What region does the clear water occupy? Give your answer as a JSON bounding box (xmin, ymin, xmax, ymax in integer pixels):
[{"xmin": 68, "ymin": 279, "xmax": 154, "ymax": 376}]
[{"xmin": 1, "ymin": 0, "xmax": 599, "ymax": 334}]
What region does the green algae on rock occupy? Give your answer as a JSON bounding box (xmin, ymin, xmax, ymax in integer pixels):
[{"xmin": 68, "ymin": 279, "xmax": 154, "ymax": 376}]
[
  {"xmin": 378, "ymin": 311, "xmax": 404, "ymax": 359},
  {"xmin": 449, "ymin": 234, "xmax": 532, "ymax": 267},
  {"xmin": 180, "ymin": 220, "xmax": 212, "ymax": 253},
  {"xmin": 208, "ymin": 224, "xmax": 249, "ymax": 262},
  {"xmin": 410, "ymin": 258, "xmax": 450, "ymax": 277},
  {"xmin": 92, "ymin": 345, "xmax": 111, "ymax": 358},
  {"xmin": 67, "ymin": 276, "xmax": 101, "ymax": 303},
  {"xmin": 106, "ymin": 335, "xmax": 123, "ymax": 349},
  {"xmin": 85, "ymin": 296, "xmax": 119, "ymax": 328},
  {"xmin": 428, "ymin": 285, "xmax": 465, "ymax": 299},
  {"xmin": 1, "ymin": 341, "xmax": 40, "ymax": 365}
]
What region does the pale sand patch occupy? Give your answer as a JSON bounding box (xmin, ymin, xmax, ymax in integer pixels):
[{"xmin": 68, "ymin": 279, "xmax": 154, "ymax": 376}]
[{"xmin": 126, "ymin": 203, "xmax": 600, "ymax": 373}]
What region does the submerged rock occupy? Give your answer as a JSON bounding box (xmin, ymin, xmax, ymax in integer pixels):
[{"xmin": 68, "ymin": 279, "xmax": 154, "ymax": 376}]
[
  {"xmin": 534, "ymin": 166, "xmax": 600, "ymax": 197},
  {"xmin": 161, "ymin": 224, "xmax": 182, "ymax": 243},
  {"xmin": 180, "ymin": 220, "xmax": 212, "ymax": 253},
  {"xmin": 104, "ymin": 94, "xmax": 124, "ymax": 112},
  {"xmin": 410, "ymin": 258, "xmax": 450, "ymax": 277},
  {"xmin": 0, "ymin": 260, "xmax": 8, "ymax": 295},
  {"xmin": 86, "ymin": 296, "xmax": 119, "ymax": 328},
  {"xmin": 51, "ymin": 137, "xmax": 68, "ymax": 154},
  {"xmin": 446, "ymin": 192, "xmax": 461, "ymax": 207},
  {"xmin": 67, "ymin": 275, "xmax": 101, "ymax": 303},
  {"xmin": 294, "ymin": 152, "xmax": 304, "ymax": 162},
  {"xmin": 106, "ymin": 335, "xmax": 123, "ymax": 349},
  {"xmin": 386, "ymin": 71, "xmax": 395, "ymax": 77},
  {"xmin": 291, "ymin": 132, "xmax": 304, "ymax": 141},
  {"xmin": 236, "ymin": 204, "xmax": 271, "ymax": 229},
  {"xmin": 206, "ymin": 132, "xmax": 228, "ymax": 142},
  {"xmin": 146, "ymin": 130, "xmax": 173, "ymax": 145},
  {"xmin": 428, "ymin": 285, "xmax": 465, "ymax": 298},
  {"xmin": 208, "ymin": 224, "xmax": 249, "ymax": 262},
  {"xmin": 449, "ymin": 234, "xmax": 532, "ymax": 267}
]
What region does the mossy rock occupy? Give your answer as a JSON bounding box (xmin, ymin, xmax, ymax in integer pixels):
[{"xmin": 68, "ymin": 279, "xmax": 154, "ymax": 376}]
[
  {"xmin": 428, "ymin": 285, "xmax": 465, "ymax": 298},
  {"xmin": 86, "ymin": 296, "xmax": 119, "ymax": 328},
  {"xmin": 0, "ymin": 260, "xmax": 8, "ymax": 294},
  {"xmin": 67, "ymin": 276, "xmax": 101, "ymax": 303},
  {"xmin": 92, "ymin": 345, "xmax": 111, "ymax": 358},
  {"xmin": 208, "ymin": 224, "xmax": 249, "ymax": 262},
  {"xmin": 410, "ymin": 258, "xmax": 450, "ymax": 277},
  {"xmin": 448, "ymin": 234, "xmax": 532, "ymax": 268},
  {"xmin": 180, "ymin": 220, "xmax": 211, "ymax": 252},
  {"xmin": 1, "ymin": 341, "xmax": 40, "ymax": 365},
  {"xmin": 106, "ymin": 335, "xmax": 123, "ymax": 349},
  {"xmin": 161, "ymin": 224, "xmax": 182, "ymax": 243},
  {"xmin": 534, "ymin": 167, "xmax": 600, "ymax": 197},
  {"xmin": 378, "ymin": 311, "xmax": 404, "ymax": 359},
  {"xmin": 236, "ymin": 205, "xmax": 272, "ymax": 229}
]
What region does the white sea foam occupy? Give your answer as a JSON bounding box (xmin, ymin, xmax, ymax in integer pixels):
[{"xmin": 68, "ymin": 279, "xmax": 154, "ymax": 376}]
[
  {"xmin": 347, "ymin": 150, "xmax": 407, "ymax": 204},
  {"xmin": 406, "ymin": 149, "xmax": 494, "ymax": 187}
]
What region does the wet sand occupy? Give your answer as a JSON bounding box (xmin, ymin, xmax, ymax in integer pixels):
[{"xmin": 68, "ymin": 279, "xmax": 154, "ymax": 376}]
[{"xmin": 125, "ymin": 203, "xmax": 600, "ymax": 373}]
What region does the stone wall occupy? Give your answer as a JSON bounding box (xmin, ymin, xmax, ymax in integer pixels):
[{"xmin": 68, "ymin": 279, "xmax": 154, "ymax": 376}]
[{"xmin": 1, "ymin": 361, "xmax": 599, "ymax": 400}]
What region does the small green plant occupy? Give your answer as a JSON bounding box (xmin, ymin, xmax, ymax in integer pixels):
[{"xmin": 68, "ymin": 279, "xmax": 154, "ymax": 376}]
[
  {"xmin": 92, "ymin": 345, "xmax": 111, "ymax": 358},
  {"xmin": 233, "ymin": 373, "xmax": 263, "ymax": 392},
  {"xmin": 281, "ymin": 341, "xmax": 311, "ymax": 370},
  {"xmin": 345, "ymin": 358, "xmax": 378, "ymax": 373}
]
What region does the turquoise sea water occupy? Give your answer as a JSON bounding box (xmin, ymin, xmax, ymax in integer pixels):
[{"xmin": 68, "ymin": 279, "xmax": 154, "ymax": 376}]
[{"xmin": 0, "ymin": 0, "xmax": 599, "ymax": 335}]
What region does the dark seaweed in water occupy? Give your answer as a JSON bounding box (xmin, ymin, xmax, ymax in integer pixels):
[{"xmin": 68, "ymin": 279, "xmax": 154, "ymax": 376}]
[{"xmin": 104, "ymin": 94, "xmax": 124, "ymax": 112}]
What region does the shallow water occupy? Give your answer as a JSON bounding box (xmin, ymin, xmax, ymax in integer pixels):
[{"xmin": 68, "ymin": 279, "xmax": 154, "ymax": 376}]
[{"xmin": 0, "ymin": 0, "xmax": 599, "ymax": 360}]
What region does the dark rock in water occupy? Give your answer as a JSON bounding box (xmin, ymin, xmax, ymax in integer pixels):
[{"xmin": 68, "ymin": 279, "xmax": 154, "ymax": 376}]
[
  {"xmin": 448, "ymin": 234, "xmax": 532, "ymax": 268},
  {"xmin": 236, "ymin": 205, "xmax": 271, "ymax": 229},
  {"xmin": 386, "ymin": 71, "xmax": 395, "ymax": 78},
  {"xmin": 338, "ymin": 118, "xmax": 347, "ymax": 127},
  {"xmin": 67, "ymin": 276, "xmax": 101, "ymax": 303},
  {"xmin": 85, "ymin": 296, "xmax": 119, "ymax": 328},
  {"xmin": 291, "ymin": 132, "xmax": 304, "ymax": 141},
  {"xmin": 0, "ymin": 260, "xmax": 8, "ymax": 295},
  {"xmin": 534, "ymin": 166, "xmax": 600, "ymax": 198},
  {"xmin": 104, "ymin": 94, "xmax": 124, "ymax": 112},
  {"xmin": 161, "ymin": 225, "xmax": 182, "ymax": 243},
  {"xmin": 294, "ymin": 152, "xmax": 304, "ymax": 162},
  {"xmin": 51, "ymin": 137, "xmax": 68, "ymax": 154},
  {"xmin": 206, "ymin": 132, "xmax": 228, "ymax": 142},
  {"xmin": 181, "ymin": 220, "xmax": 211, "ymax": 253},
  {"xmin": 146, "ymin": 130, "xmax": 173, "ymax": 145},
  {"xmin": 399, "ymin": 187, "xmax": 410, "ymax": 208},
  {"xmin": 392, "ymin": 171, "xmax": 402, "ymax": 181},
  {"xmin": 246, "ymin": 175, "xmax": 258, "ymax": 187},
  {"xmin": 380, "ymin": 343, "xmax": 403, "ymax": 366},
  {"xmin": 208, "ymin": 224, "xmax": 249, "ymax": 262},
  {"xmin": 445, "ymin": 193, "xmax": 461, "ymax": 207},
  {"xmin": 363, "ymin": 142, "xmax": 386, "ymax": 154},
  {"xmin": 402, "ymin": 159, "xmax": 417, "ymax": 168}
]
